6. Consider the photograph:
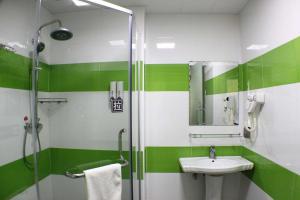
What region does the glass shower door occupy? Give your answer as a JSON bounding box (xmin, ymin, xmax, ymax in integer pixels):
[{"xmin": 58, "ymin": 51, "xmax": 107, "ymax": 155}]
[{"xmin": 35, "ymin": 1, "xmax": 136, "ymax": 199}]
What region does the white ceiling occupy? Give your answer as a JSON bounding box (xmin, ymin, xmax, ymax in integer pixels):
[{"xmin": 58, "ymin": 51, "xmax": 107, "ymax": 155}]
[{"xmin": 43, "ymin": 0, "xmax": 249, "ymax": 14}]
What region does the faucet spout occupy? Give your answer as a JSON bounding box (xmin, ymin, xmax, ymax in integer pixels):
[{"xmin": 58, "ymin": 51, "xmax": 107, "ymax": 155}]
[{"xmin": 209, "ymin": 145, "xmax": 216, "ymax": 159}]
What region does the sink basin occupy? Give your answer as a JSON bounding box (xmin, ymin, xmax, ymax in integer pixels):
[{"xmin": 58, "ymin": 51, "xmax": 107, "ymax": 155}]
[{"xmin": 179, "ymin": 156, "xmax": 254, "ymax": 175}]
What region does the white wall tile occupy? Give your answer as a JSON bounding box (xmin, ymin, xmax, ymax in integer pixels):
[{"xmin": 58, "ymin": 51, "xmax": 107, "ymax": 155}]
[
  {"xmin": 0, "ymin": 0, "xmax": 53, "ymax": 62},
  {"xmin": 145, "ymin": 173, "xmax": 243, "ymax": 200},
  {"xmin": 11, "ymin": 176, "xmax": 54, "ymax": 200},
  {"xmin": 240, "ymin": 0, "xmax": 300, "ymax": 63},
  {"xmin": 241, "ymin": 83, "xmax": 300, "ymax": 175},
  {"xmin": 145, "ymin": 14, "xmax": 242, "ymax": 64},
  {"xmin": 238, "ymin": 174, "xmax": 273, "ymax": 200},
  {"xmin": 49, "ymin": 9, "xmax": 130, "ymax": 64},
  {"xmin": 51, "ymin": 175, "xmax": 131, "ymax": 200},
  {"xmin": 0, "ymin": 89, "xmax": 51, "ymax": 166},
  {"xmin": 145, "ymin": 92, "xmax": 241, "ymax": 146},
  {"xmin": 48, "ymin": 92, "xmax": 129, "ymax": 150}
]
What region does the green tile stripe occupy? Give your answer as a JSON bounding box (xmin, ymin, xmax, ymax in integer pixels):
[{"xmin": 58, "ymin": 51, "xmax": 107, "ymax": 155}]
[
  {"xmin": 145, "ymin": 64, "xmax": 189, "ymax": 91},
  {"xmin": 0, "ymin": 49, "xmax": 137, "ymax": 92},
  {"xmin": 145, "ymin": 36, "xmax": 300, "ymax": 93},
  {"xmin": 240, "ymin": 36, "xmax": 300, "ymax": 91},
  {"xmin": 0, "ymin": 148, "xmax": 145, "ymax": 199},
  {"xmin": 145, "ymin": 146, "xmax": 241, "ymax": 173},
  {"xmin": 50, "ymin": 61, "xmax": 131, "ymax": 92},
  {"xmin": 205, "ymin": 67, "xmax": 239, "ymax": 95},
  {"xmin": 145, "ymin": 145, "xmax": 300, "ymax": 200},
  {"xmin": 2, "ymin": 146, "xmax": 300, "ymax": 199},
  {"xmin": 0, "ymin": 149, "xmax": 51, "ymax": 200},
  {"xmin": 50, "ymin": 148, "xmax": 130, "ymax": 179},
  {"xmin": 1, "ymin": 37, "xmax": 300, "ymax": 92},
  {"xmin": 241, "ymin": 146, "xmax": 300, "ymax": 200},
  {"xmin": 0, "ymin": 49, "xmax": 50, "ymax": 91},
  {"xmin": 241, "ymin": 36, "xmax": 300, "ymax": 91}
]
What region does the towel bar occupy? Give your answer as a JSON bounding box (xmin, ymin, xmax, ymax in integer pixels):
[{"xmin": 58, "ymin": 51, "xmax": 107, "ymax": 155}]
[{"xmin": 65, "ymin": 159, "xmax": 129, "ymax": 179}]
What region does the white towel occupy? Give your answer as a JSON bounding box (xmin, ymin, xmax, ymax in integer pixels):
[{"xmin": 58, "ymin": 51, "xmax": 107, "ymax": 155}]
[{"xmin": 84, "ymin": 163, "xmax": 122, "ymax": 200}]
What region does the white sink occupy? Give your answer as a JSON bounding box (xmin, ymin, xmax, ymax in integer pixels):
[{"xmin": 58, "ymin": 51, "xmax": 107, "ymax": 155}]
[{"xmin": 179, "ymin": 156, "xmax": 254, "ymax": 175}]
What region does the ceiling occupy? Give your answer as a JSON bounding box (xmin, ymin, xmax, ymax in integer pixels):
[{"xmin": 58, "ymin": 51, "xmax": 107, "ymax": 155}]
[{"xmin": 43, "ymin": 0, "xmax": 249, "ymax": 14}]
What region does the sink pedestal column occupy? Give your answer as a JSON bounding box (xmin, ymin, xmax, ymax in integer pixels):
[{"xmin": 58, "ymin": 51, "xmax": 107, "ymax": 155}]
[{"xmin": 205, "ymin": 175, "xmax": 223, "ymax": 200}]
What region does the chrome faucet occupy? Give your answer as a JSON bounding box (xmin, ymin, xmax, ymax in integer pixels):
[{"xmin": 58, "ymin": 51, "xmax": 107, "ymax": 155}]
[{"xmin": 209, "ymin": 145, "xmax": 216, "ymax": 159}]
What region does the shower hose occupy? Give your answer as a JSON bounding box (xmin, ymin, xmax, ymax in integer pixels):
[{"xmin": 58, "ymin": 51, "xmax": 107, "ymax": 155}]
[{"xmin": 23, "ymin": 124, "xmax": 42, "ymax": 169}]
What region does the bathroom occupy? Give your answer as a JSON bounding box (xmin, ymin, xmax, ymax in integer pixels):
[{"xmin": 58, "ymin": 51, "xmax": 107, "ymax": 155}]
[{"xmin": 0, "ymin": 0, "xmax": 299, "ymax": 199}]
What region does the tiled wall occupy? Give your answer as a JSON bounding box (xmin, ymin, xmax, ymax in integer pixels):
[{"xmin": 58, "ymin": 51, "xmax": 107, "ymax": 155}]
[
  {"xmin": 0, "ymin": 2, "xmax": 143, "ymax": 199},
  {"xmin": 143, "ymin": 1, "xmax": 300, "ymax": 199},
  {"xmin": 143, "ymin": 13, "xmax": 243, "ymax": 200},
  {"xmin": 0, "ymin": 0, "xmax": 53, "ymax": 199},
  {"xmin": 238, "ymin": 0, "xmax": 300, "ymax": 199},
  {"xmin": 143, "ymin": 36, "xmax": 300, "ymax": 200},
  {"xmin": 2, "ymin": 1, "xmax": 300, "ymax": 200}
]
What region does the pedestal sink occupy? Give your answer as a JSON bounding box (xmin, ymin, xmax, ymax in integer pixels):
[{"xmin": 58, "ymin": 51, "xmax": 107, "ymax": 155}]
[{"xmin": 179, "ymin": 156, "xmax": 254, "ymax": 200}]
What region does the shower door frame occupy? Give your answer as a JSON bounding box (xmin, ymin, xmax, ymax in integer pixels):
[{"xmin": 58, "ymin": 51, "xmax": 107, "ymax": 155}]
[
  {"xmin": 76, "ymin": 1, "xmax": 135, "ymax": 200},
  {"xmin": 31, "ymin": 0, "xmax": 135, "ymax": 200}
]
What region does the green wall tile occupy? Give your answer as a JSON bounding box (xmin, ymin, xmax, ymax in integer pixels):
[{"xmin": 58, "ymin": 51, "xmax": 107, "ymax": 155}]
[
  {"xmin": 238, "ymin": 64, "xmax": 245, "ymax": 91},
  {"xmin": 50, "ymin": 62, "xmax": 100, "ymax": 92},
  {"xmin": 243, "ymin": 56, "xmax": 264, "ymax": 91},
  {"xmin": 2, "ymin": 146, "xmax": 300, "ymax": 200},
  {"xmin": 262, "ymin": 40, "xmax": 299, "ymax": 88},
  {"xmin": 0, "ymin": 49, "xmax": 50, "ymax": 92},
  {"xmin": 205, "ymin": 67, "xmax": 239, "ymax": 95},
  {"xmin": 0, "ymin": 49, "xmax": 31, "ymax": 90},
  {"xmin": 49, "ymin": 61, "xmax": 131, "ymax": 92},
  {"xmin": 50, "ymin": 148, "xmax": 130, "ymax": 179},
  {"xmin": 0, "ymin": 149, "xmax": 51, "ymax": 200},
  {"xmin": 145, "ymin": 146, "xmax": 242, "ymax": 173},
  {"xmin": 293, "ymin": 37, "xmax": 300, "ymax": 83},
  {"xmin": 241, "ymin": 146, "xmax": 297, "ymax": 200},
  {"xmin": 145, "ymin": 64, "xmax": 189, "ymax": 91},
  {"xmin": 145, "ymin": 145, "xmax": 300, "ymax": 199},
  {"xmin": 38, "ymin": 62, "xmax": 51, "ymax": 92}
]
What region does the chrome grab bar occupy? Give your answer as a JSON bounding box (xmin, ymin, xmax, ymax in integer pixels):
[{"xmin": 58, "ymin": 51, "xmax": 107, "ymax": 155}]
[
  {"xmin": 65, "ymin": 128, "xmax": 128, "ymax": 179},
  {"xmin": 189, "ymin": 133, "xmax": 242, "ymax": 138},
  {"xmin": 65, "ymin": 159, "xmax": 129, "ymax": 179},
  {"xmin": 119, "ymin": 128, "xmax": 126, "ymax": 160}
]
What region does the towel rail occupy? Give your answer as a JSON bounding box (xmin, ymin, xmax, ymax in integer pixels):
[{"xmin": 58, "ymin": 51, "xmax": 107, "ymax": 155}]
[
  {"xmin": 189, "ymin": 133, "xmax": 242, "ymax": 138},
  {"xmin": 65, "ymin": 128, "xmax": 129, "ymax": 179},
  {"xmin": 65, "ymin": 159, "xmax": 129, "ymax": 179}
]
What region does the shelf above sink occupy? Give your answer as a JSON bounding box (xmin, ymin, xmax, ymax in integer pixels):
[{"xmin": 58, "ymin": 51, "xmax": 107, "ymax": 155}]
[{"xmin": 179, "ymin": 156, "xmax": 254, "ymax": 175}]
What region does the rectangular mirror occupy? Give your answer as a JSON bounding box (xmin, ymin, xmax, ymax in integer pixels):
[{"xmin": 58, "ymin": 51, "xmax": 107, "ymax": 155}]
[{"xmin": 189, "ymin": 61, "xmax": 239, "ymax": 126}]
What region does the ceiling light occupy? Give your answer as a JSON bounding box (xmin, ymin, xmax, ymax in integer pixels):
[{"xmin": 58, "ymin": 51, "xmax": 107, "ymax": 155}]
[
  {"xmin": 79, "ymin": 0, "xmax": 132, "ymax": 14},
  {"xmin": 72, "ymin": 0, "xmax": 90, "ymax": 6},
  {"xmin": 246, "ymin": 44, "xmax": 268, "ymax": 50},
  {"xmin": 109, "ymin": 40, "xmax": 125, "ymax": 46},
  {"xmin": 156, "ymin": 42, "xmax": 175, "ymax": 49}
]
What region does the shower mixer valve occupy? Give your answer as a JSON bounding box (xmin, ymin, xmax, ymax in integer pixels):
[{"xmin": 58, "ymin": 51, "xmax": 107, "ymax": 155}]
[{"xmin": 23, "ymin": 116, "xmax": 43, "ymax": 134}]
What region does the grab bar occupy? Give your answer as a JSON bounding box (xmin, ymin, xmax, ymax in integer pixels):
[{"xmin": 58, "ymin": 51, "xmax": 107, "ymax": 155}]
[
  {"xmin": 65, "ymin": 159, "xmax": 129, "ymax": 179},
  {"xmin": 119, "ymin": 128, "xmax": 126, "ymax": 160},
  {"xmin": 65, "ymin": 128, "xmax": 128, "ymax": 179}
]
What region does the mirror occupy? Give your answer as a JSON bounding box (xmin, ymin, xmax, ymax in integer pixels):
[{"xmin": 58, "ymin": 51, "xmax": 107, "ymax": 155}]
[{"xmin": 189, "ymin": 61, "xmax": 239, "ymax": 126}]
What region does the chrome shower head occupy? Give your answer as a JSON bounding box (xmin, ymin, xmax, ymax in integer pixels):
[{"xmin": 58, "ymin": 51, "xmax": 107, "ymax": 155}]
[{"xmin": 50, "ymin": 27, "xmax": 73, "ymax": 41}]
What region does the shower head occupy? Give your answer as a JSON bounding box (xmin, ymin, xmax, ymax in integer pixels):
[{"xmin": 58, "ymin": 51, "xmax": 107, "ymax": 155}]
[
  {"xmin": 50, "ymin": 27, "xmax": 73, "ymax": 41},
  {"xmin": 38, "ymin": 19, "xmax": 73, "ymax": 41}
]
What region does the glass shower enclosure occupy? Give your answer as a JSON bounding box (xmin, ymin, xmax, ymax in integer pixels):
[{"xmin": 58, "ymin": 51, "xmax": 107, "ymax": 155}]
[{"xmin": 29, "ymin": 0, "xmax": 137, "ymax": 199}]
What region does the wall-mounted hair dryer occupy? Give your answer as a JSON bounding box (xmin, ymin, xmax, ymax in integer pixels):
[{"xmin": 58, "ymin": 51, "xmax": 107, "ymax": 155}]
[{"xmin": 244, "ymin": 92, "xmax": 265, "ymax": 138}]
